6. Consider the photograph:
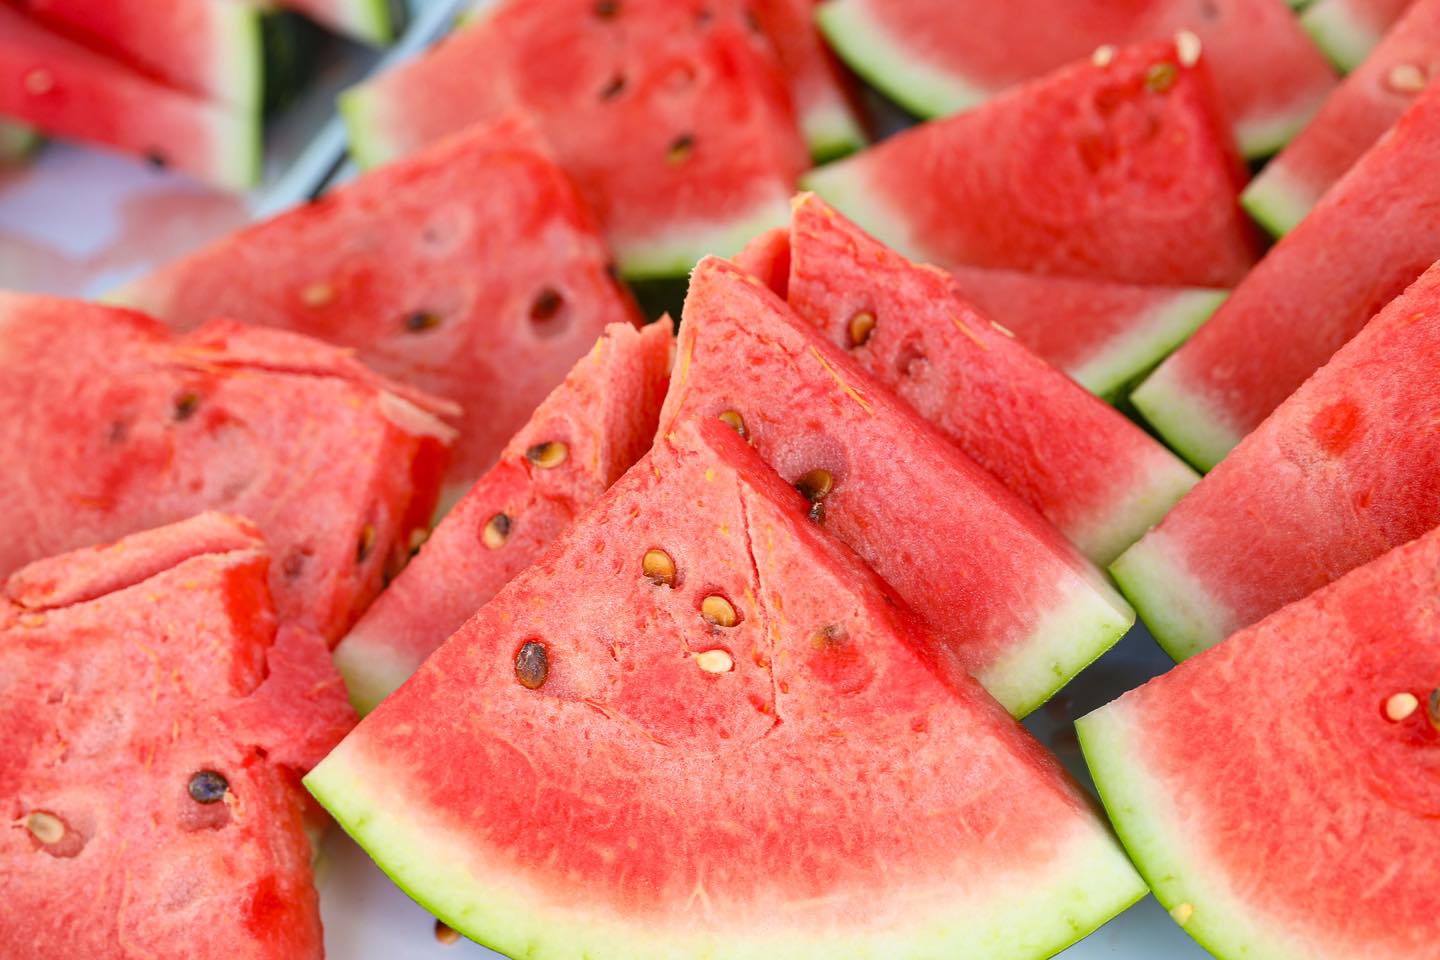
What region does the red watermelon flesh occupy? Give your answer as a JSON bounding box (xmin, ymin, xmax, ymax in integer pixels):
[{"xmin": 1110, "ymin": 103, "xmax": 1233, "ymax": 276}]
[
  {"xmin": 13, "ymin": 0, "xmax": 264, "ymax": 106},
  {"xmin": 752, "ymin": 0, "xmax": 866, "ymax": 159},
  {"xmin": 1114, "ymin": 260, "xmax": 1440, "ymax": 660},
  {"xmin": 774, "ymin": 195, "xmax": 1198, "ymax": 565},
  {"xmin": 817, "ymin": 0, "xmax": 1338, "ymax": 158},
  {"xmin": 1080, "ymin": 526, "xmax": 1440, "ymax": 960},
  {"xmin": 0, "ymin": 5, "xmax": 258, "ymax": 188},
  {"xmin": 0, "ymin": 293, "xmax": 454, "ymax": 645},
  {"xmin": 1247, "ymin": 0, "xmax": 1440, "ymax": 236},
  {"xmin": 341, "ymin": 0, "xmax": 808, "ymax": 278},
  {"xmin": 335, "ymin": 320, "xmax": 674, "ymax": 713},
  {"xmin": 117, "ymin": 118, "xmax": 638, "ymax": 504},
  {"xmin": 660, "ymin": 257, "xmax": 1134, "ymax": 717},
  {"xmin": 1133, "ymin": 80, "xmax": 1440, "ymax": 470},
  {"xmin": 803, "ymin": 41, "xmax": 1261, "ymax": 288},
  {"xmin": 306, "ymin": 417, "xmax": 1146, "ymax": 960},
  {"xmin": 1304, "ymin": 0, "xmax": 1413, "ymax": 71},
  {"xmin": 0, "ymin": 513, "xmax": 355, "ymax": 960}
]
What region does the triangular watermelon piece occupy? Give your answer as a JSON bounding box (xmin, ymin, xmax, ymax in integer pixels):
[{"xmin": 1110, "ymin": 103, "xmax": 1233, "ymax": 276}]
[
  {"xmin": 1080, "ymin": 525, "xmax": 1440, "ymax": 960},
  {"xmin": 335, "ymin": 320, "xmax": 674, "ymax": 713},
  {"xmin": 117, "ymin": 118, "xmax": 639, "ymax": 504},
  {"xmin": 816, "ymin": 0, "xmax": 1338, "ymax": 157},
  {"xmin": 1304, "ymin": 0, "xmax": 1412, "ymax": 70},
  {"xmin": 1134, "ymin": 81, "xmax": 1440, "ymax": 470},
  {"xmin": 0, "ymin": 293, "xmax": 454, "ymax": 645},
  {"xmin": 1246, "ymin": 0, "xmax": 1440, "ymax": 236},
  {"xmin": 752, "ymin": 0, "xmax": 866, "ymax": 159},
  {"xmin": 661, "ymin": 258, "xmax": 1133, "ymax": 716},
  {"xmin": 804, "ymin": 40, "xmax": 1260, "ymax": 288},
  {"xmin": 768, "ymin": 195, "xmax": 1198, "ymax": 565},
  {"xmin": 1115, "ymin": 259, "xmax": 1440, "ymax": 660},
  {"xmin": 341, "ymin": 0, "xmax": 808, "ymax": 278},
  {"xmin": 0, "ymin": 513, "xmax": 354, "ymax": 959},
  {"xmin": 306, "ymin": 417, "xmax": 1146, "ymax": 960},
  {"xmin": 0, "ymin": 5, "xmax": 258, "ymax": 189}
]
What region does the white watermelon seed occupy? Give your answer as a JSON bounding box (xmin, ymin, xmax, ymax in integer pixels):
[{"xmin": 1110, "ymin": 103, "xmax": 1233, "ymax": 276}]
[
  {"xmin": 1169, "ymin": 903, "xmax": 1195, "ymax": 925},
  {"xmin": 1386, "ymin": 63, "xmax": 1427, "ymax": 95},
  {"xmin": 24, "ymin": 811, "xmax": 64, "ymax": 845},
  {"xmin": 1385, "ymin": 691, "xmax": 1419, "ymax": 722},
  {"xmin": 1175, "ymin": 31, "xmax": 1202, "ymax": 68},
  {"xmin": 701, "ymin": 595, "xmax": 738, "ymax": 627},
  {"xmin": 526, "ymin": 441, "xmax": 568, "ymax": 469},
  {"xmin": 300, "ymin": 282, "xmax": 334, "ymax": 307},
  {"xmin": 848, "ymin": 311, "xmax": 877, "ymax": 347},
  {"xmin": 718, "ymin": 410, "xmax": 748, "ymax": 439},
  {"xmin": 694, "ymin": 649, "xmax": 734, "ymax": 673},
  {"xmin": 642, "ymin": 549, "xmax": 677, "ymax": 586},
  {"xmin": 482, "ymin": 513, "xmax": 510, "ymax": 550},
  {"xmin": 1091, "ymin": 45, "xmax": 1116, "ymax": 68},
  {"xmin": 23, "ymin": 70, "xmax": 53, "ymax": 96}
]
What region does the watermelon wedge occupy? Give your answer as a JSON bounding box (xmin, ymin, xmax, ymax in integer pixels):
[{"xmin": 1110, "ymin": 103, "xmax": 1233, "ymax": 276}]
[
  {"xmin": 1304, "ymin": 0, "xmax": 1412, "ymax": 71},
  {"xmin": 0, "ymin": 6, "xmax": 258, "ymax": 189},
  {"xmin": 1115, "ymin": 260, "xmax": 1440, "ymax": 660},
  {"xmin": 759, "ymin": 195, "xmax": 1199, "ymax": 564},
  {"xmin": 804, "ymin": 41, "xmax": 1261, "ymax": 288},
  {"xmin": 1246, "ymin": 0, "xmax": 1440, "ymax": 236},
  {"xmin": 117, "ymin": 119, "xmax": 639, "ymax": 504},
  {"xmin": 662, "ymin": 258, "xmax": 1134, "ymax": 716},
  {"xmin": 282, "ymin": 0, "xmax": 404, "ymax": 44},
  {"xmin": 13, "ymin": 0, "xmax": 265, "ymax": 107},
  {"xmin": 1, "ymin": 513, "xmax": 355, "ymax": 960},
  {"xmin": 1133, "ymin": 81, "xmax": 1440, "ymax": 470},
  {"xmin": 1079, "ymin": 526, "xmax": 1440, "ymax": 960},
  {"xmin": 341, "ymin": 0, "xmax": 808, "ymax": 278},
  {"xmin": 0, "ymin": 293, "xmax": 454, "ymax": 644},
  {"xmin": 752, "ymin": 0, "xmax": 866, "ymax": 159},
  {"xmin": 335, "ymin": 320, "xmax": 674, "ymax": 714},
  {"xmin": 307, "ymin": 416, "xmax": 1146, "ymax": 960},
  {"xmin": 816, "ymin": 0, "xmax": 1338, "ymax": 157}
]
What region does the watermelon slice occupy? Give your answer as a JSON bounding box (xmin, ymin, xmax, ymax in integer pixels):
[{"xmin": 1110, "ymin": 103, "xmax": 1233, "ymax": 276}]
[
  {"xmin": 0, "ymin": 293, "xmax": 454, "ymax": 645},
  {"xmin": 1246, "ymin": 0, "xmax": 1440, "ymax": 236},
  {"xmin": 307, "ymin": 416, "xmax": 1146, "ymax": 960},
  {"xmin": 1079, "ymin": 525, "xmax": 1440, "ymax": 960},
  {"xmin": 117, "ymin": 119, "xmax": 639, "ymax": 504},
  {"xmin": 0, "ymin": 513, "xmax": 355, "ymax": 960},
  {"xmin": 816, "ymin": 0, "xmax": 1338, "ymax": 157},
  {"xmin": 0, "ymin": 6, "xmax": 258, "ymax": 189},
  {"xmin": 752, "ymin": 0, "xmax": 866, "ymax": 159},
  {"xmin": 342, "ymin": 0, "xmax": 808, "ymax": 278},
  {"xmin": 13, "ymin": 0, "xmax": 265, "ymax": 106},
  {"xmin": 335, "ymin": 320, "xmax": 674, "ymax": 714},
  {"xmin": 1115, "ymin": 260, "xmax": 1440, "ymax": 660},
  {"xmin": 661, "ymin": 257, "xmax": 1134, "ymax": 716},
  {"xmin": 1133, "ymin": 81, "xmax": 1440, "ymax": 470},
  {"xmin": 1304, "ymin": 0, "xmax": 1412, "ymax": 71},
  {"xmin": 803, "ymin": 41, "xmax": 1261, "ymax": 288},
  {"xmin": 282, "ymin": 0, "xmax": 404, "ymax": 44},
  {"xmin": 752, "ymin": 195, "xmax": 1199, "ymax": 564}
]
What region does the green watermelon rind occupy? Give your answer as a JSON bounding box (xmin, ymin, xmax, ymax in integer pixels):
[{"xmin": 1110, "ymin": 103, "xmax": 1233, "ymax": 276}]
[
  {"xmin": 212, "ymin": 0, "xmax": 267, "ymax": 110},
  {"xmin": 1077, "ymin": 702, "xmax": 1311, "ymax": 960},
  {"xmin": 816, "ymin": 0, "xmax": 988, "ymax": 120},
  {"xmin": 800, "ymin": 100, "xmax": 869, "ymax": 164},
  {"xmin": 339, "ymin": 86, "xmax": 391, "ymax": 170},
  {"xmin": 1239, "ymin": 160, "xmax": 1313, "ymax": 238},
  {"xmin": 1073, "ymin": 289, "xmax": 1229, "ymax": 400},
  {"xmin": 1128, "ymin": 361, "xmax": 1242, "ymax": 472},
  {"xmin": 1109, "ymin": 532, "xmax": 1230, "ymax": 661},
  {"xmin": 618, "ymin": 199, "xmax": 797, "ymax": 280},
  {"xmin": 1301, "ymin": 0, "xmax": 1383, "ymax": 73},
  {"xmin": 307, "ymin": 735, "xmax": 1149, "ymax": 960}
]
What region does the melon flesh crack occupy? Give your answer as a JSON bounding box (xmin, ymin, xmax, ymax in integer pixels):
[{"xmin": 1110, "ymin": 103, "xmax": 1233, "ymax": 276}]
[{"xmin": 734, "ymin": 483, "xmax": 785, "ymax": 734}]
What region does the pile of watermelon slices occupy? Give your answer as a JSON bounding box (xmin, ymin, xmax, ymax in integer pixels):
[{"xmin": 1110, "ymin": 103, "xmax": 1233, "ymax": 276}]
[{"xmin": 5, "ymin": 0, "xmax": 1440, "ymax": 958}]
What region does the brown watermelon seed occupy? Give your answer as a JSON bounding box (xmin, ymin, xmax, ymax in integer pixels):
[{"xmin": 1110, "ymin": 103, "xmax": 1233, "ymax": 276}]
[
  {"xmin": 666, "ymin": 134, "xmax": 695, "ymax": 165},
  {"xmin": 642, "ymin": 549, "xmax": 676, "ymax": 586},
  {"xmin": 1429, "ymin": 688, "xmax": 1439, "ymax": 731},
  {"xmin": 1387, "ymin": 63, "xmax": 1427, "ymax": 94},
  {"xmin": 594, "ymin": 0, "xmax": 619, "ymax": 16},
  {"xmin": 718, "ymin": 410, "xmax": 748, "ymax": 439},
  {"xmin": 1145, "ymin": 61, "xmax": 1178, "ymax": 92},
  {"xmin": 24, "ymin": 811, "xmax": 65, "ymax": 845},
  {"xmin": 530, "ymin": 287, "xmax": 564, "ymax": 323},
  {"xmin": 483, "ymin": 513, "xmax": 511, "ymax": 550},
  {"xmin": 404, "ymin": 310, "xmax": 442, "ymax": 333},
  {"xmin": 525, "ymin": 441, "xmax": 568, "ymax": 469},
  {"xmin": 1384, "ymin": 692, "xmax": 1419, "ymax": 722},
  {"xmin": 600, "ymin": 74, "xmax": 627, "ymax": 100},
  {"xmin": 701, "ymin": 595, "xmax": 738, "ymax": 627},
  {"xmin": 811, "ymin": 624, "xmax": 847, "ymax": 649},
  {"xmin": 188, "ymin": 770, "xmax": 229, "ymax": 804},
  {"xmin": 515, "ymin": 640, "xmax": 549, "ymax": 689},
  {"xmin": 356, "ymin": 524, "xmax": 377, "ymax": 563},
  {"xmin": 847, "ymin": 311, "xmax": 876, "ymax": 347},
  {"xmin": 795, "ymin": 469, "xmax": 834, "ymax": 504},
  {"xmin": 434, "ymin": 919, "xmax": 461, "ymax": 945},
  {"xmin": 173, "ymin": 391, "xmax": 200, "ymax": 421},
  {"xmin": 694, "ymin": 649, "xmax": 734, "ymax": 673}
]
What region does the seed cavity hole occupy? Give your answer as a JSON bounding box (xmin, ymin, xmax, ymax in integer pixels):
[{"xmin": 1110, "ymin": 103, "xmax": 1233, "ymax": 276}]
[{"xmin": 529, "ymin": 287, "xmax": 569, "ymax": 338}]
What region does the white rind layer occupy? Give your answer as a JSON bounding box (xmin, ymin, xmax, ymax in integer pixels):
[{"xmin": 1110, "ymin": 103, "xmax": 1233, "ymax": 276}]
[
  {"xmin": 1069, "ymin": 454, "xmax": 1199, "ymax": 568},
  {"xmin": 332, "ymin": 626, "xmax": 417, "ymax": 715},
  {"xmin": 307, "ymin": 733, "xmax": 1147, "ymax": 960},
  {"xmin": 1129, "ymin": 360, "xmax": 1244, "ymax": 472},
  {"xmin": 1072, "ymin": 288, "xmax": 1228, "ymax": 399},
  {"xmin": 1109, "ymin": 528, "xmax": 1232, "ymax": 661},
  {"xmin": 1241, "ymin": 160, "xmax": 1316, "ymax": 238},
  {"xmin": 800, "ymin": 99, "xmax": 868, "ymax": 162},
  {"xmin": 1302, "ymin": 0, "xmax": 1385, "ymax": 72},
  {"xmin": 210, "ymin": 1, "xmax": 264, "ymax": 109},
  {"xmin": 617, "ymin": 197, "xmax": 795, "ymax": 280}
]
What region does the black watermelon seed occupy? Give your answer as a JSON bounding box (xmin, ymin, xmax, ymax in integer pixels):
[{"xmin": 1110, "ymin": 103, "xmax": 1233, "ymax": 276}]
[
  {"xmin": 600, "ymin": 74, "xmax": 627, "ymax": 100},
  {"xmin": 530, "ymin": 288, "xmax": 564, "ymax": 322},
  {"xmin": 188, "ymin": 770, "xmax": 229, "ymax": 804},
  {"xmin": 404, "ymin": 310, "xmax": 442, "ymax": 332},
  {"xmin": 173, "ymin": 392, "xmax": 200, "ymax": 421}
]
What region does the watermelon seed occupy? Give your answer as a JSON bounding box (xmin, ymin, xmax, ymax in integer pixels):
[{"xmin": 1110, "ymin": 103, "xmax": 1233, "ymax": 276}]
[
  {"xmin": 408, "ymin": 528, "xmax": 431, "ymax": 555},
  {"xmin": 173, "ymin": 391, "xmax": 200, "ymax": 421},
  {"xmin": 434, "ymin": 919, "xmax": 461, "ymax": 945},
  {"xmin": 718, "ymin": 410, "xmax": 748, "ymax": 439},
  {"xmin": 530, "ymin": 288, "xmax": 566, "ymax": 328},
  {"xmin": 694, "ymin": 649, "xmax": 734, "ymax": 673},
  {"xmin": 526, "ymin": 441, "xmax": 569, "ymax": 469},
  {"xmin": 515, "ymin": 640, "xmax": 549, "ymax": 689},
  {"xmin": 1169, "ymin": 903, "xmax": 1194, "ymax": 926},
  {"xmin": 357, "ymin": 524, "xmax": 377, "ymax": 563},
  {"xmin": 1428, "ymin": 688, "xmax": 1439, "ymax": 731},
  {"xmin": 795, "ymin": 469, "xmax": 834, "ymax": 504},
  {"xmin": 847, "ymin": 311, "xmax": 876, "ymax": 347},
  {"xmin": 187, "ymin": 770, "xmax": 229, "ymax": 804},
  {"xmin": 108, "ymin": 420, "xmax": 129, "ymax": 443},
  {"xmin": 701, "ymin": 595, "xmax": 738, "ymax": 628},
  {"xmin": 23, "ymin": 811, "xmax": 64, "ymax": 845},
  {"xmin": 745, "ymin": 8, "xmax": 762, "ymax": 33},
  {"xmin": 1386, "ymin": 63, "xmax": 1428, "ymax": 95},
  {"xmin": 483, "ymin": 513, "xmax": 511, "ymax": 550},
  {"xmin": 593, "ymin": 0, "xmax": 619, "ymax": 17},
  {"xmin": 144, "ymin": 151, "xmax": 169, "ymax": 170},
  {"xmin": 23, "ymin": 69, "xmax": 54, "ymax": 96},
  {"xmin": 666, "ymin": 135, "xmax": 696, "ymax": 165},
  {"xmin": 1385, "ymin": 692, "xmax": 1420, "ymax": 722},
  {"xmin": 301, "ymin": 282, "xmax": 334, "ymax": 307},
  {"xmin": 1145, "ymin": 62, "xmax": 1178, "ymax": 93},
  {"xmin": 642, "ymin": 549, "xmax": 677, "ymax": 586},
  {"xmin": 1091, "ymin": 45, "xmax": 1116, "ymax": 68},
  {"xmin": 812, "ymin": 624, "xmax": 847, "ymax": 648},
  {"xmin": 404, "ymin": 310, "xmax": 442, "ymax": 333},
  {"xmin": 600, "ymin": 74, "xmax": 627, "ymax": 100},
  {"xmin": 1175, "ymin": 31, "xmax": 1202, "ymax": 68}
]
